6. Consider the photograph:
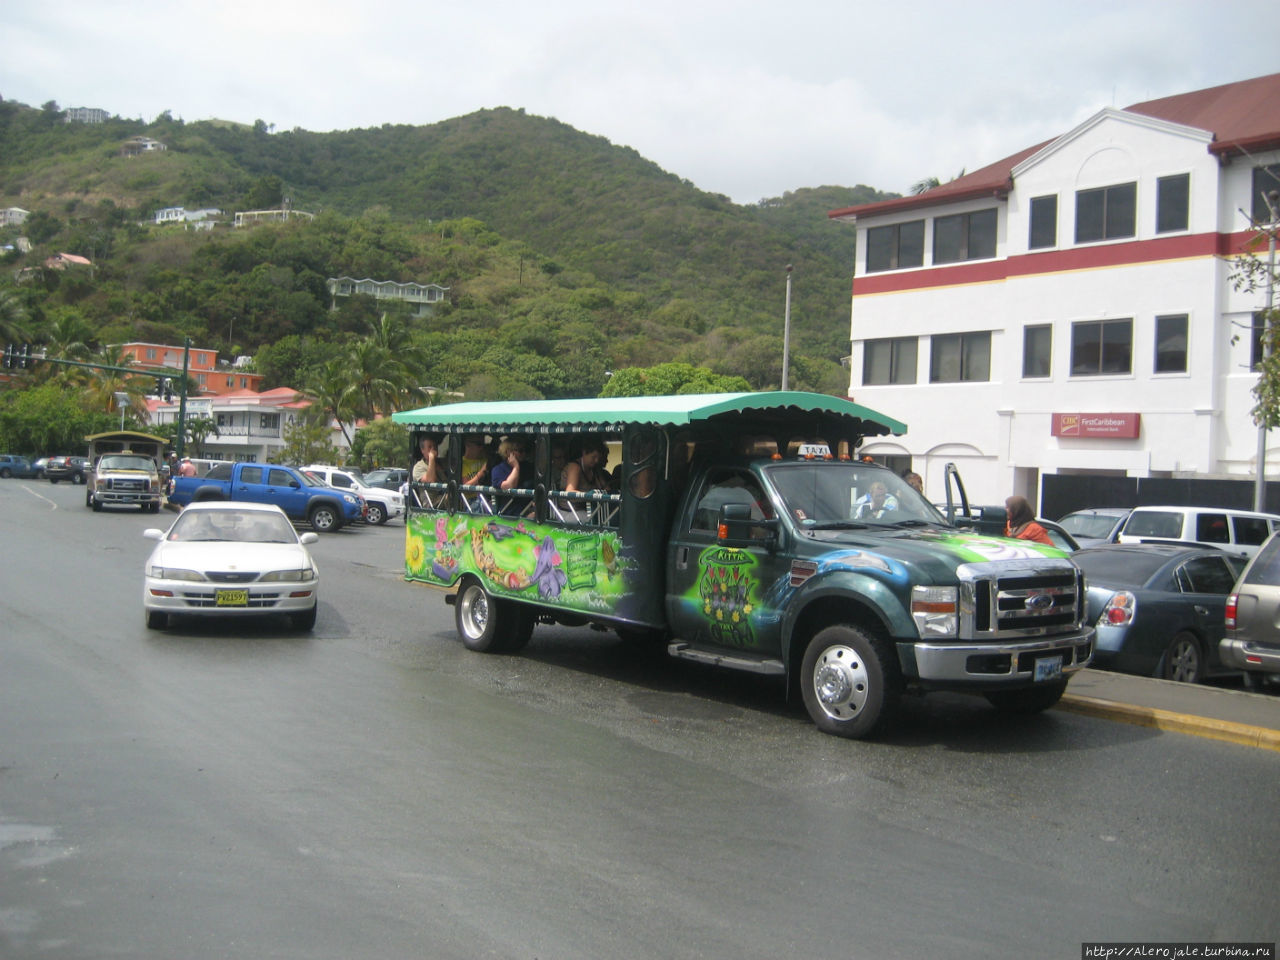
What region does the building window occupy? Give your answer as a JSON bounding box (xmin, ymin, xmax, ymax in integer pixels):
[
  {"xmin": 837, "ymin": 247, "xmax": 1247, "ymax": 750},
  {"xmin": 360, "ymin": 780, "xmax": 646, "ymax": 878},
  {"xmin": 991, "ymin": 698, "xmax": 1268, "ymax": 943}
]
[
  {"xmin": 1251, "ymin": 311, "xmax": 1268, "ymax": 369},
  {"xmin": 260, "ymin": 413, "xmax": 280, "ymax": 430},
  {"xmin": 1070, "ymin": 319, "xmax": 1132, "ymax": 375},
  {"xmin": 1022, "ymin": 324, "xmax": 1052, "ymax": 378},
  {"xmin": 865, "ymin": 220, "xmax": 925, "ymax": 272},
  {"xmin": 1028, "ymin": 195, "xmax": 1057, "ymax": 249},
  {"xmin": 1156, "ymin": 174, "xmax": 1189, "ymax": 233},
  {"xmin": 932, "ymin": 209, "xmax": 997, "ymax": 264},
  {"xmin": 145, "ymin": 348, "xmax": 156, "ymax": 360},
  {"xmin": 1075, "ymin": 182, "xmax": 1136, "ymax": 243},
  {"xmin": 226, "ymin": 376, "xmax": 234, "ymax": 387},
  {"xmin": 1251, "ymin": 164, "xmax": 1280, "ymax": 223},
  {"xmin": 1154, "ymin": 314, "xmax": 1188, "ymax": 373},
  {"xmin": 930, "ymin": 331, "xmax": 991, "ymax": 383},
  {"xmin": 863, "ymin": 337, "xmax": 918, "ymax": 385}
]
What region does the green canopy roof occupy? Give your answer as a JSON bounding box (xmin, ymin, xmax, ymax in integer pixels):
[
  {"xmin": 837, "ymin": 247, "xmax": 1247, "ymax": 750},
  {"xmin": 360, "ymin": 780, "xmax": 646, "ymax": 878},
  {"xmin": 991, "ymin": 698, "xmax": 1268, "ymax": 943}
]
[{"xmin": 392, "ymin": 391, "xmax": 906, "ymax": 436}]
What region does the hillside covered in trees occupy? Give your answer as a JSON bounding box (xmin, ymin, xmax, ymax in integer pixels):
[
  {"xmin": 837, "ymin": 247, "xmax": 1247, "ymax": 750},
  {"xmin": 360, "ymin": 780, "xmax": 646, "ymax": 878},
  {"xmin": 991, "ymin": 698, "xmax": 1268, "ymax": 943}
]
[{"xmin": 0, "ymin": 96, "xmax": 895, "ymax": 410}]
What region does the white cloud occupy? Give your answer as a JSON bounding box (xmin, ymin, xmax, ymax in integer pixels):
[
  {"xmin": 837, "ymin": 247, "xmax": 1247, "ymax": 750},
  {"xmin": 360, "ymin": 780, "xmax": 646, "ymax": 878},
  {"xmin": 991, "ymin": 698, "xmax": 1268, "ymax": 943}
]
[{"xmin": 2, "ymin": 0, "xmax": 1276, "ymax": 203}]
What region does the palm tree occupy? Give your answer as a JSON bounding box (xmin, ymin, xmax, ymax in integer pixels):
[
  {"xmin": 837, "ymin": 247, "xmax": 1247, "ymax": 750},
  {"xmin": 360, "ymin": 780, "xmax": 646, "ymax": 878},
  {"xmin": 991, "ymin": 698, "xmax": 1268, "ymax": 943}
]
[
  {"xmin": 32, "ymin": 310, "xmax": 96, "ymax": 384},
  {"xmin": 307, "ymin": 358, "xmax": 359, "ymax": 448},
  {"xmin": 0, "ymin": 287, "xmax": 29, "ymax": 346},
  {"xmin": 348, "ymin": 338, "xmax": 409, "ymax": 421},
  {"xmin": 82, "ymin": 345, "xmax": 150, "ymax": 424}
]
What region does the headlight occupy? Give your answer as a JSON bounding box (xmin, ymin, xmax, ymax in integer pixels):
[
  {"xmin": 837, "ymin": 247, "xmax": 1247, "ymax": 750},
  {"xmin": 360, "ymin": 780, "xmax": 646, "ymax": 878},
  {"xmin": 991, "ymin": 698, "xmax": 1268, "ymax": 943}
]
[
  {"xmin": 911, "ymin": 585, "xmax": 958, "ymax": 638},
  {"xmin": 342, "ymin": 494, "xmax": 358, "ymax": 504},
  {"xmin": 148, "ymin": 565, "xmax": 206, "ymax": 581},
  {"xmin": 260, "ymin": 567, "xmax": 317, "ymax": 583}
]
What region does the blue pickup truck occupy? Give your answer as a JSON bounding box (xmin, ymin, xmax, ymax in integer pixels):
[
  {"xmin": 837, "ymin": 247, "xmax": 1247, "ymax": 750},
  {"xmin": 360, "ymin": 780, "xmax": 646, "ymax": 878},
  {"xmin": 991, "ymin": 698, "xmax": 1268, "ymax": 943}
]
[{"xmin": 168, "ymin": 461, "xmax": 365, "ymax": 532}]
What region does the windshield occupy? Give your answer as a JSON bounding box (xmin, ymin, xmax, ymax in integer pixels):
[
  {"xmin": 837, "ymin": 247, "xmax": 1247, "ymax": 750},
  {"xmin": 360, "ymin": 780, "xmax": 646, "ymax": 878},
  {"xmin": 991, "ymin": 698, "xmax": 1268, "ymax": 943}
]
[
  {"xmin": 99, "ymin": 455, "xmax": 155, "ymax": 471},
  {"xmin": 764, "ymin": 462, "xmax": 943, "ymax": 527},
  {"xmin": 169, "ymin": 509, "xmax": 299, "ymax": 543},
  {"xmin": 1060, "ymin": 512, "xmax": 1126, "ymax": 539}
]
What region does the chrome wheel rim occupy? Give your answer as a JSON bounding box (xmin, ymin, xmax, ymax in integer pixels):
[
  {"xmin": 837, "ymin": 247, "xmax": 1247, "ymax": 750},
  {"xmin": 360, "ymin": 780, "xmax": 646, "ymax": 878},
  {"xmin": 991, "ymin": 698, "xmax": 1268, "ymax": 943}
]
[{"xmin": 812, "ymin": 644, "xmax": 869, "ymax": 721}]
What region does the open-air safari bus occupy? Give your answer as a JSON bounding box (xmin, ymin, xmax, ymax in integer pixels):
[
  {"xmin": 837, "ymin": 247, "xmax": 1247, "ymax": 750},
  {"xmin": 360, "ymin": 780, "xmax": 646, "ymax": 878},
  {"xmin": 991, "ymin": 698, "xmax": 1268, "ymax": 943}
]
[{"xmin": 392, "ymin": 392, "xmax": 1093, "ymax": 739}]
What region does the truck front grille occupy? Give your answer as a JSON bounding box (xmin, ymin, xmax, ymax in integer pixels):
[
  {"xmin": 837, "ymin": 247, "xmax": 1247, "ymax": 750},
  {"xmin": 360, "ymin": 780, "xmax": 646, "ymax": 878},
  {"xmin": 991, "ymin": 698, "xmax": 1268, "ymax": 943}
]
[{"xmin": 960, "ymin": 561, "xmax": 1084, "ymax": 639}]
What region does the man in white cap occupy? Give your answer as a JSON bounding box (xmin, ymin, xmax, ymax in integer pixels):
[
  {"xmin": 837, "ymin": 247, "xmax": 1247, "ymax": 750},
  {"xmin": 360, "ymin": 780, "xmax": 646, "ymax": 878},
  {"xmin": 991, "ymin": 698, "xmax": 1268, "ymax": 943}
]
[{"xmin": 178, "ymin": 457, "xmax": 197, "ymax": 477}]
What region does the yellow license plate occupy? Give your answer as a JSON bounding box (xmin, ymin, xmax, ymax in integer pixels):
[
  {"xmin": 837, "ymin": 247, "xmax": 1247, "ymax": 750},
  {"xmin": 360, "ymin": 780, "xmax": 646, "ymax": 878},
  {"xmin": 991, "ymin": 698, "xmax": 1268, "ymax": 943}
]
[{"xmin": 216, "ymin": 589, "xmax": 249, "ymax": 607}]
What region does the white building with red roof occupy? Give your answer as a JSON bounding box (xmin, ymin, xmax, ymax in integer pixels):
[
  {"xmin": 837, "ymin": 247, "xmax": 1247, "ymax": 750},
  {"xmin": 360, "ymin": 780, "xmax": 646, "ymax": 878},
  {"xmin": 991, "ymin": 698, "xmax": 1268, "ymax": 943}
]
[{"xmin": 828, "ymin": 72, "xmax": 1280, "ymax": 512}]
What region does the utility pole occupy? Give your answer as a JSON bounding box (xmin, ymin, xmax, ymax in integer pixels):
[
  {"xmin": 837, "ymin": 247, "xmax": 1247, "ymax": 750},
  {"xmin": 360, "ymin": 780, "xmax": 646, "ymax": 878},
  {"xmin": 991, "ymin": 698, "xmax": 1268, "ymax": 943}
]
[
  {"xmin": 781, "ymin": 264, "xmax": 793, "ymax": 391},
  {"xmin": 176, "ymin": 337, "xmax": 191, "ymax": 459},
  {"xmin": 1254, "ymin": 191, "xmax": 1278, "ymax": 512}
]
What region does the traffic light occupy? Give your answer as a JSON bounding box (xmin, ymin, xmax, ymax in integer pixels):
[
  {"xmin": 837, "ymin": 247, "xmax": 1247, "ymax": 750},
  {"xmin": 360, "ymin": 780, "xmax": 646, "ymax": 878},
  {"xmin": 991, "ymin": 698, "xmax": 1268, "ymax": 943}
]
[
  {"xmin": 3, "ymin": 344, "xmax": 31, "ymax": 369},
  {"xmin": 2, "ymin": 344, "xmax": 11, "ymax": 369},
  {"xmin": 19, "ymin": 344, "xmax": 30, "ymax": 369},
  {"xmin": 163, "ymin": 378, "xmax": 173, "ymax": 402}
]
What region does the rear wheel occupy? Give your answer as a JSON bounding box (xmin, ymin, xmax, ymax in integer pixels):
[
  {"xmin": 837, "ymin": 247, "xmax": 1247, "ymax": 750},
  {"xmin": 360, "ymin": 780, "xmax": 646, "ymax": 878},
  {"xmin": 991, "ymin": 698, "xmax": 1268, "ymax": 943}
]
[
  {"xmin": 0, "ymin": 468, "xmax": 10, "ymax": 479},
  {"xmin": 1158, "ymin": 632, "xmax": 1202, "ymax": 683},
  {"xmin": 72, "ymin": 471, "xmax": 85, "ymax": 485},
  {"xmin": 308, "ymin": 503, "xmax": 341, "ymax": 533},
  {"xmin": 455, "ymin": 576, "xmax": 533, "ymax": 652},
  {"xmin": 800, "ymin": 624, "xmax": 901, "ymax": 739},
  {"xmin": 985, "ymin": 680, "xmax": 1067, "ymax": 714}
]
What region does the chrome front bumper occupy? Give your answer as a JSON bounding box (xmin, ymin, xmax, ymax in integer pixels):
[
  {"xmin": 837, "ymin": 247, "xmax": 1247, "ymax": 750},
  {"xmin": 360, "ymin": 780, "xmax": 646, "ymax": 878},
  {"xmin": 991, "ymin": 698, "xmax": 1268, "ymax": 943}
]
[{"xmin": 912, "ymin": 628, "xmax": 1094, "ymax": 684}]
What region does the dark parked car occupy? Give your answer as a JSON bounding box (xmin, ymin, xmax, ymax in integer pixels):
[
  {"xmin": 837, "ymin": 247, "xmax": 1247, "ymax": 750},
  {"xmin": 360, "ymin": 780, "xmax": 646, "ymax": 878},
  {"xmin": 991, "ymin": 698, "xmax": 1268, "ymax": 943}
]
[
  {"xmin": 0, "ymin": 454, "xmax": 36, "ymax": 478},
  {"xmin": 363, "ymin": 467, "xmax": 409, "ymax": 491},
  {"xmin": 1075, "ymin": 543, "xmax": 1245, "ymax": 683},
  {"xmin": 1057, "ymin": 507, "xmax": 1131, "ymax": 547},
  {"xmin": 46, "ymin": 455, "xmax": 89, "ymax": 484},
  {"xmin": 1223, "ymin": 532, "xmax": 1280, "ymax": 690}
]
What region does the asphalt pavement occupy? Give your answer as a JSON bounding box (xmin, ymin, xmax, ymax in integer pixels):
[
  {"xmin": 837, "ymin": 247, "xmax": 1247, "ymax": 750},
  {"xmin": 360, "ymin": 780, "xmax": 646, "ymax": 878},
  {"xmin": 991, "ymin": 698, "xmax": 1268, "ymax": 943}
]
[{"xmin": 1058, "ymin": 668, "xmax": 1280, "ymax": 751}]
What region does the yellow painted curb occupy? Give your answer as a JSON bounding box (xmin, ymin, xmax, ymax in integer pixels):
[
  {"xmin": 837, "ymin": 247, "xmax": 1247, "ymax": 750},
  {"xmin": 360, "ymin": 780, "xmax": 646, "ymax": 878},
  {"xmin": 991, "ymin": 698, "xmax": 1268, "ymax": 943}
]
[{"xmin": 1057, "ymin": 694, "xmax": 1280, "ymax": 752}]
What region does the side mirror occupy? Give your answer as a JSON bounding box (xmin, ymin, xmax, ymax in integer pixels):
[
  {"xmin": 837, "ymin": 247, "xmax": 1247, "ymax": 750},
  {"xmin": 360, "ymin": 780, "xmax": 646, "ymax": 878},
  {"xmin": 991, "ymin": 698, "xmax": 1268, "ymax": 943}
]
[{"xmin": 718, "ymin": 502, "xmax": 776, "ymax": 543}]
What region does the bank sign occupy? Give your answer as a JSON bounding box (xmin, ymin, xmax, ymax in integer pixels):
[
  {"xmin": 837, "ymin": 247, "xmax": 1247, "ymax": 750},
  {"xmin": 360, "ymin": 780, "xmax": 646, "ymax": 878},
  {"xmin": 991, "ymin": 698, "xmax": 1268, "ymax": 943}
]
[{"xmin": 1051, "ymin": 412, "xmax": 1141, "ymax": 439}]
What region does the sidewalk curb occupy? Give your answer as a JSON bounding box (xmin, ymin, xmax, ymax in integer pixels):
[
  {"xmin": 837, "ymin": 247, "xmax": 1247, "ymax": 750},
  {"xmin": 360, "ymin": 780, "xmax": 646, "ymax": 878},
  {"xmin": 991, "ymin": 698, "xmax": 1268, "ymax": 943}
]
[{"xmin": 1057, "ymin": 694, "xmax": 1280, "ymax": 752}]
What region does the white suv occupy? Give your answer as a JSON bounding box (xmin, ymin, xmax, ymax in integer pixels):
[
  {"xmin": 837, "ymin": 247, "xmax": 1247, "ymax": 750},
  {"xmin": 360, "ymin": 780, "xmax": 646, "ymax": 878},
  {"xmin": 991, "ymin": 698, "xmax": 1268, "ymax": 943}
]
[
  {"xmin": 301, "ymin": 465, "xmax": 404, "ymax": 525},
  {"xmin": 1115, "ymin": 505, "xmax": 1280, "ymax": 559}
]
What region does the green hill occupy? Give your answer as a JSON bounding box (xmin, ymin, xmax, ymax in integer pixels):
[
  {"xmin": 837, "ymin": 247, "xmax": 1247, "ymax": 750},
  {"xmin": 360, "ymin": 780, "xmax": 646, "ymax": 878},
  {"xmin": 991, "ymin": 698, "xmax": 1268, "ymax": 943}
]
[{"xmin": 0, "ymin": 97, "xmax": 895, "ymax": 398}]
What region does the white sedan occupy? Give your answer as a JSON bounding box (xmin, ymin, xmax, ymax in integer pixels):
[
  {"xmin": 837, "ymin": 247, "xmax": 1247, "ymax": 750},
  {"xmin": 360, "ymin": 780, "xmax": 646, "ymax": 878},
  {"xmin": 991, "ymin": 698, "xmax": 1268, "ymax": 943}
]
[{"xmin": 142, "ymin": 501, "xmax": 320, "ymax": 631}]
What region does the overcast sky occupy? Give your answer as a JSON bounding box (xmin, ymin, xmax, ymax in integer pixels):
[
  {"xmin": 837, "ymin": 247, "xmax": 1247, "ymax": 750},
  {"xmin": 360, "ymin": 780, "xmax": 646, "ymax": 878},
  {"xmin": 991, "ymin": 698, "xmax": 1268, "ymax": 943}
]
[{"xmin": 3, "ymin": 1, "xmax": 1276, "ymax": 205}]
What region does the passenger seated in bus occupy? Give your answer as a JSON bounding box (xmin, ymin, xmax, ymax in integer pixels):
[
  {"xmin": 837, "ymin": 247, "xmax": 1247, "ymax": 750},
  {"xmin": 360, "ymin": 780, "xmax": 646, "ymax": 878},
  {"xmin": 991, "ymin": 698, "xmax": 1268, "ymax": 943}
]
[
  {"xmin": 491, "ymin": 438, "xmax": 534, "ymax": 515},
  {"xmin": 561, "ymin": 437, "xmax": 612, "ymax": 493},
  {"xmin": 412, "ymin": 435, "xmax": 441, "ymax": 484},
  {"xmin": 461, "ymin": 436, "xmax": 492, "ymax": 487}
]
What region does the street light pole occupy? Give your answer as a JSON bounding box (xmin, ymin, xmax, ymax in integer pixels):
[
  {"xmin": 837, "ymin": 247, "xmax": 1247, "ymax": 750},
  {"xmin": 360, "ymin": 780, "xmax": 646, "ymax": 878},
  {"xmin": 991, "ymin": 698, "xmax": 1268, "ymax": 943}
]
[{"xmin": 781, "ymin": 264, "xmax": 793, "ymax": 391}]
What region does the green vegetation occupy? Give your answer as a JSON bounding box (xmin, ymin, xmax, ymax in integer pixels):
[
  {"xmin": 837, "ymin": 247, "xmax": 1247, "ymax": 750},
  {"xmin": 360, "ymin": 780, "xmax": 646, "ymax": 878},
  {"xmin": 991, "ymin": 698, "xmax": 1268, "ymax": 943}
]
[{"xmin": 0, "ymin": 95, "xmax": 897, "ymax": 456}]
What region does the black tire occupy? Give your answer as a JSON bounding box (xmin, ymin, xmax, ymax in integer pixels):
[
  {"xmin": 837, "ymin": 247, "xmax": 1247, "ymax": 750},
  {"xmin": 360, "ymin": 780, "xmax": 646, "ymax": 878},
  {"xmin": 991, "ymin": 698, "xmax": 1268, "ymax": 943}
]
[
  {"xmin": 72, "ymin": 472, "xmax": 85, "ymax": 485},
  {"xmin": 799, "ymin": 623, "xmax": 901, "ymax": 739},
  {"xmin": 308, "ymin": 502, "xmax": 341, "ymax": 533},
  {"xmin": 454, "ymin": 576, "xmax": 534, "ymax": 653},
  {"xmin": 145, "ymin": 609, "xmax": 167, "ymax": 629},
  {"xmin": 365, "ymin": 501, "xmax": 387, "ymax": 525},
  {"xmin": 0, "ymin": 468, "xmax": 10, "ymax": 479},
  {"xmin": 91, "ymin": 496, "xmax": 102, "ymax": 512},
  {"xmin": 49, "ymin": 477, "xmax": 59, "ymax": 484},
  {"xmin": 1158, "ymin": 631, "xmax": 1203, "ymax": 683},
  {"xmin": 290, "ymin": 604, "xmax": 317, "ymax": 631},
  {"xmin": 985, "ymin": 680, "xmax": 1067, "ymax": 714}
]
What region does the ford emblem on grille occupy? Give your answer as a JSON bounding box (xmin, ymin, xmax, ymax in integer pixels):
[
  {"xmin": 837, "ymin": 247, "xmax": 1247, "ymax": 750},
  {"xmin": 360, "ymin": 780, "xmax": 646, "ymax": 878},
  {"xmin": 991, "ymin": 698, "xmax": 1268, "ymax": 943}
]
[{"xmin": 1025, "ymin": 592, "xmax": 1054, "ymax": 613}]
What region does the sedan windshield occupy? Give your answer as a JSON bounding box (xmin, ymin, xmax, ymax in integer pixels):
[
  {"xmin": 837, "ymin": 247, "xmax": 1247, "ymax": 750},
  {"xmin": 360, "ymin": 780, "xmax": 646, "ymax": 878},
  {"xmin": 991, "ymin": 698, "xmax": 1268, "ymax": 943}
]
[
  {"xmin": 765, "ymin": 463, "xmax": 941, "ymax": 527},
  {"xmin": 169, "ymin": 511, "xmax": 298, "ymax": 543}
]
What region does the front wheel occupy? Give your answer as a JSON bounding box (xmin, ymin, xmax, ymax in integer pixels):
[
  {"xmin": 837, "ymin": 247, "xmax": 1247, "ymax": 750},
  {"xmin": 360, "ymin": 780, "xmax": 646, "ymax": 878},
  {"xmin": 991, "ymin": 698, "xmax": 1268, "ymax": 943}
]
[
  {"xmin": 145, "ymin": 609, "xmax": 167, "ymax": 629},
  {"xmin": 308, "ymin": 503, "xmax": 341, "ymax": 533},
  {"xmin": 72, "ymin": 472, "xmax": 85, "ymax": 485},
  {"xmin": 365, "ymin": 501, "xmax": 387, "ymax": 525},
  {"xmin": 454, "ymin": 577, "xmax": 534, "ymax": 653},
  {"xmin": 1158, "ymin": 632, "xmax": 1202, "ymax": 683},
  {"xmin": 290, "ymin": 604, "xmax": 317, "ymax": 631},
  {"xmin": 800, "ymin": 624, "xmax": 901, "ymax": 739},
  {"xmin": 985, "ymin": 680, "xmax": 1067, "ymax": 714}
]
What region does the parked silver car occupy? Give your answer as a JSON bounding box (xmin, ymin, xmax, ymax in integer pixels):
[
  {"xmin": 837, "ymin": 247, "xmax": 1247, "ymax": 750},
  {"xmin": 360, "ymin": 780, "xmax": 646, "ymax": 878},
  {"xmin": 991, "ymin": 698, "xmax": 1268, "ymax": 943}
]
[
  {"xmin": 1223, "ymin": 532, "xmax": 1280, "ymax": 690},
  {"xmin": 1057, "ymin": 507, "xmax": 1131, "ymax": 547}
]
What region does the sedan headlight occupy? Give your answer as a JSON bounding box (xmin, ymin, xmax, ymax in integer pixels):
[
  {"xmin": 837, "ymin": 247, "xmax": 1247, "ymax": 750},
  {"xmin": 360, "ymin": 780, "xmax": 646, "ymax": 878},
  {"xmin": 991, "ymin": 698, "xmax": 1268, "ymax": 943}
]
[
  {"xmin": 148, "ymin": 565, "xmax": 206, "ymax": 581},
  {"xmin": 260, "ymin": 566, "xmax": 317, "ymax": 583},
  {"xmin": 911, "ymin": 585, "xmax": 959, "ymax": 638}
]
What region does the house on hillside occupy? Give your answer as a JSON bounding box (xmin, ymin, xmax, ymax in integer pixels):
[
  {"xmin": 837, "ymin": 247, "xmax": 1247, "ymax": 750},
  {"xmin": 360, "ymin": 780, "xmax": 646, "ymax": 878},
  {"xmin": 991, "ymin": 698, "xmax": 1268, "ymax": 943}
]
[
  {"xmin": 118, "ymin": 341, "xmax": 264, "ymax": 397},
  {"xmin": 233, "ymin": 208, "xmax": 315, "ymax": 227},
  {"xmin": 154, "ymin": 207, "xmax": 223, "ymax": 226},
  {"xmin": 65, "ymin": 107, "xmax": 108, "ymax": 124},
  {"xmin": 828, "ymin": 71, "xmax": 1280, "ymax": 511},
  {"xmin": 122, "ymin": 136, "xmax": 166, "ymax": 156},
  {"xmin": 147, "ymin": 388, "xmax": 349, "ymax": 462},
  {"xmin": 326, "ymin": 276, "xmax": 449, "ymax": 317},
  {"xmin": 2, "ymin": 207, "xmax": 29, "ymax": 227}
]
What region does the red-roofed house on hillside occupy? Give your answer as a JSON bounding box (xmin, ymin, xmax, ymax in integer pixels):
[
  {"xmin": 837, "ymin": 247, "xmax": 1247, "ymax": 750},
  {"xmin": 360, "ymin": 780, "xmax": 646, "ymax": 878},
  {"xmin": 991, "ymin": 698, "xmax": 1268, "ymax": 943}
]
[
  {"xmin": 118, "ymin": 342, "xmax": 264, "ymax": 396},
  {"xmin": 829, "ymin": 72, "xmax": 1280, "ymax": 513}
]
